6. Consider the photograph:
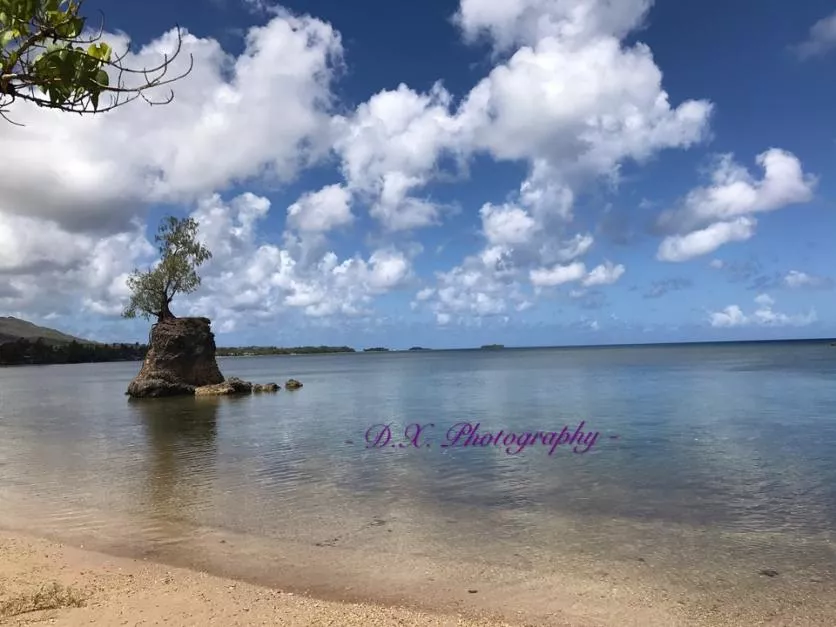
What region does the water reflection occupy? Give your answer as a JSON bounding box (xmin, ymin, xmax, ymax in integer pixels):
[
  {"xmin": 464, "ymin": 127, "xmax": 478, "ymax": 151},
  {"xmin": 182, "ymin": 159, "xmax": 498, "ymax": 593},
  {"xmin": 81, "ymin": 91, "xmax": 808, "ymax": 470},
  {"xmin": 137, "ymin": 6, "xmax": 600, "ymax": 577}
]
[{"xmin": 129, "ymin": 396, "xmax": 221, "ymax": 521}]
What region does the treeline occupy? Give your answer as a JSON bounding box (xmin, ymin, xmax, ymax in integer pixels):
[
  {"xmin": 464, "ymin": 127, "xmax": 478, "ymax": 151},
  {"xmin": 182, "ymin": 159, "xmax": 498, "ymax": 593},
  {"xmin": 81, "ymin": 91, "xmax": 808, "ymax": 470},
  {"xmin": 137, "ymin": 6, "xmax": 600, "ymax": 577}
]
[
  {"xmin": 216, "ymin": 345, "xmax": 356, "ymax": 356},
  {"xmin": 0, "ymin": 338, "xmax": 148, "ymax": 365}
]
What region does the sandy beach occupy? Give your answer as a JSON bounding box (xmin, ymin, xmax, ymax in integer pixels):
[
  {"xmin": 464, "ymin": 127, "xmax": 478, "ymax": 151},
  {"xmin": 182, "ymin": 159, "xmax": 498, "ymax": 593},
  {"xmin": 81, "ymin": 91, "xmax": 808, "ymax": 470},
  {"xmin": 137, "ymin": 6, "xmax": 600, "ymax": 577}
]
[{"xmin": 0, "ymin": 531, "xmax": 520, "ymax": 627}]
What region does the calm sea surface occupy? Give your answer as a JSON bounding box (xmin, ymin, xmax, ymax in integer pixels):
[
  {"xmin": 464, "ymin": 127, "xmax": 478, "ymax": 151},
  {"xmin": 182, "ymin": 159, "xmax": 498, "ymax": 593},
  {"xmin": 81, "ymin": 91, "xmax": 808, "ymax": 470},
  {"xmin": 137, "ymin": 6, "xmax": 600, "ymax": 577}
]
[{"xmin": 2, "ymin": 342, "xmax": 836, "ymax": 618}]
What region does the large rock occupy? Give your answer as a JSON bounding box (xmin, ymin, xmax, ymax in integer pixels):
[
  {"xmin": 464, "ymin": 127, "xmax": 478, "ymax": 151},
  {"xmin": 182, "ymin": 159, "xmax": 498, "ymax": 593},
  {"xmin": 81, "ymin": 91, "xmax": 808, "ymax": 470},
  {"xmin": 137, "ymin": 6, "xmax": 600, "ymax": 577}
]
[{"xmin": 126, "ymin": 317, "xmax": 225, "ymax": 398}]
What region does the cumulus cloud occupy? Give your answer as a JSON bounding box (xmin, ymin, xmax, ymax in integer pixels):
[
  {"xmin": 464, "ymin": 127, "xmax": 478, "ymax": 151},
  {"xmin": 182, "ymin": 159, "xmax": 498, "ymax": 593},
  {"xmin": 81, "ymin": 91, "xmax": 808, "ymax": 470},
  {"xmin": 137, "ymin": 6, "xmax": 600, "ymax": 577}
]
[
  {"xmin": 530, "ymin": 261, "xmax": 587, "ymax": 287},
  {"xmin": 0, "ymin": 0, "xmax": 725, "ymax": 332},
  {"xmin": 413, "ymin": 0, "xmax": 710, "ymax": 322},
  {"xmin": 582, "ymin": 261, "xmax": 625, "ymax": 286},
  {"xmin": 657, "ymin": 217, "xmax": 756, "ymax": 262},
  {"xmin": 189, "ymin": 194, "xmax": 413, "ymax": 327},
  {"xmin": 331, "ymin": 83, "xmax": 463, "ymax": 231},
  {"xmin": 709, "ymin": 294, "xmax": 816, "ymax": 328},
  {"xmin": 286, "ymin": 184, "xmax": 353, "ymax": 232},
  {"xmin": 656, "ymin": 150, "xmax": 815, "ymax": 261},
  {"xmin": 0, "ymin": 12, "xmax": 343, "ymax": 234},
  {"xmin": 454, "ymin": 0, "xmax": 653, "ymax": 52},
  {"xmin": 784, "ymin": 270, "xmax": 833, "ymax": 290},
  {"xmin": 793, "ymin": 10, "xmax": 836, "ymax": 59},
  {"xmin": 480, "ymin": 203, "xmax": 539, "ymax": 246}
]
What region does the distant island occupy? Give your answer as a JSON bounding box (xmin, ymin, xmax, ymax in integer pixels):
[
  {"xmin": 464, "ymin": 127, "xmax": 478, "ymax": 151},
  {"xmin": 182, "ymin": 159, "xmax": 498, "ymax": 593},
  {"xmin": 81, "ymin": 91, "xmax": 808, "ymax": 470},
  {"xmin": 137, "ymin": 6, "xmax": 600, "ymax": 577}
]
[
  {"xmin": 408, "ymin": 346, "xmax": 430, "ymax": 351},
  {"xmin": 480, "ymin": 344, "xmax": 505, "ymax": 350},
  {"xmin": 216, "ymin": 345, "xmax": 355, "ymax": 356},
  {"xmin": 363, "ymin": 347, "xmax": 390, "ymax": 352}
]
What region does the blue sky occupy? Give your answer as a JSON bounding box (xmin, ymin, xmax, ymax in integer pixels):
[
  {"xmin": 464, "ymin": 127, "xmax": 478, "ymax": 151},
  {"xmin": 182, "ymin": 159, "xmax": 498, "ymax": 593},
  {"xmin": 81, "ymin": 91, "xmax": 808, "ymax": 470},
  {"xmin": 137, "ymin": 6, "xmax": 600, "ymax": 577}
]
[{"xmin": 1, "ymin": 0, "xmax": 835, "ymax": 348}]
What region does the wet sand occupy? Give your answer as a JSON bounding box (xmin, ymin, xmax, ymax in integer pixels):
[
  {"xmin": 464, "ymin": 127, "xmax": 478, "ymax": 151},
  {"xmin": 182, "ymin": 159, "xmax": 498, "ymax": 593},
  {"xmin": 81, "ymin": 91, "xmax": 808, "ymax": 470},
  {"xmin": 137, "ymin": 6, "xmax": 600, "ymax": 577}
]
[
  {"xmin": 0, "ymin": 531, "xmax": 517, "ymax": 626},
  {"xmin": 3, "ymin": 527, "xmax": 836, "ymax": 626}
]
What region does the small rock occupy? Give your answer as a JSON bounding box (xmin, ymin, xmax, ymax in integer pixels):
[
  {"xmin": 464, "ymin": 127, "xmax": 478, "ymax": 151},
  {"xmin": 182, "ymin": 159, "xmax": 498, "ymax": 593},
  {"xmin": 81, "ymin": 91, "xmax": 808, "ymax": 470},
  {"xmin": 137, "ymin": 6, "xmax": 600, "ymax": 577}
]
[
  {"xmin": 195, "ymin": 376, "xmax": 253, "ymax": 396},
  {"xmin": 253, "ymin": 382, "xmax": 280, "ymax": 393},
  {"xmin": 759, "ymin": 569, "xmax": 779, "ymax": 578},
  {"xmin": 285, "ymin": 379, "xmax": 303, "ymax": 390},
  {"xmin": 468, "ymin": 589, "xmax": 478, "ymax": 594}
]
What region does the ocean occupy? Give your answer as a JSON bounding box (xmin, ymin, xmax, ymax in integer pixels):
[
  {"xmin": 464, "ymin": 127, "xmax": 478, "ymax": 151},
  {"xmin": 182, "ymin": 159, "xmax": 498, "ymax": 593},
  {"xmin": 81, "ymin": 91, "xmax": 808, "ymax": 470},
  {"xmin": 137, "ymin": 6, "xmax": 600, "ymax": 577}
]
[{"xmin": 2, "ymin": 341, "xmax": 836, "ymax": 623}]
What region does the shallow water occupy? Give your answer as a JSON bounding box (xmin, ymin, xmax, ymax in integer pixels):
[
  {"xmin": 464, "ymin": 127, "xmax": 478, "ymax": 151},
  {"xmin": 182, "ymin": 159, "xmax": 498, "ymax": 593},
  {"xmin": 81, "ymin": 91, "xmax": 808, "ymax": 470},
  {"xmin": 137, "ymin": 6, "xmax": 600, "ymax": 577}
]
[{"xmin": 2, "ymin": 343, "xmax": 836, "ymax": 622}]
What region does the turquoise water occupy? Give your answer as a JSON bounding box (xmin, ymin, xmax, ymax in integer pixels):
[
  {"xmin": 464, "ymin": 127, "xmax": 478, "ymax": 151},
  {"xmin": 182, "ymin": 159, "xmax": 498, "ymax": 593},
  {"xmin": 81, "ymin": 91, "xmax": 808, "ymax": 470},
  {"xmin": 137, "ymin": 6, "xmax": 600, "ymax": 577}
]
[{"xmin": 2, "ymin": 342, "xmax": 836, "ymax": 621}]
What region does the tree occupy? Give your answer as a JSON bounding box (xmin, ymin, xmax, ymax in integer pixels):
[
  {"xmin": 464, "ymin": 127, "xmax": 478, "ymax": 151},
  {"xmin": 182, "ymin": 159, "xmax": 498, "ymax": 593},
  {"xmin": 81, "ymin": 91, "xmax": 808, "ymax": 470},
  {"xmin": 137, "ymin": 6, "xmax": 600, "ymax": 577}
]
[
  {"xmin": 122, "ymin": 217, "xmax": 212, "ymax": 322},
  {"xmin": 0, "ymin": 0, "xmax": 192, "ymax": 123}
]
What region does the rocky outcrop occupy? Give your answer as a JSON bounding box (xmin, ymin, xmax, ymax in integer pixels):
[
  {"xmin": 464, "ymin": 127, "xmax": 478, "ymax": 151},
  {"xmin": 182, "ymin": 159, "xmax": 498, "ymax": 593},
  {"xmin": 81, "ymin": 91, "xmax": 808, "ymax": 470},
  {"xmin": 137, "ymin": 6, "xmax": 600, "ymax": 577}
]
[
  {"xmin": 253, "ymin": 382, "xmax": 280, "ymax": 393},
  {"xmin": 126, "ymin": 317, "xmax": 225, "ymax": 398},
  {"xmin": 285, "ymin": 379, "xmax": 303, "ymax": 390},
  {"xmin": 194, "ymin": 377, "xmax": 253, "ymax": 396},
  {"xmin": 194, "ymin": 378, "xmax": 281, "ymax": 396}
]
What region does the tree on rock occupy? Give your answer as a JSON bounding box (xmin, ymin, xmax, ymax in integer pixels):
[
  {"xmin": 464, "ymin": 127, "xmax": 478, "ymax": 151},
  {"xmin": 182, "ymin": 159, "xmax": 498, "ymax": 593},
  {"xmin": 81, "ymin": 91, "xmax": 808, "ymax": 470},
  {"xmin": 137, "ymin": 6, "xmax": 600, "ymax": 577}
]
[
  {"xmin": 0, "ymin": 0, "xmax": 192, "ymax": 123},
  {"xmin": 122, "ymin": 217, "xmax": 212, "ymax": 322}
]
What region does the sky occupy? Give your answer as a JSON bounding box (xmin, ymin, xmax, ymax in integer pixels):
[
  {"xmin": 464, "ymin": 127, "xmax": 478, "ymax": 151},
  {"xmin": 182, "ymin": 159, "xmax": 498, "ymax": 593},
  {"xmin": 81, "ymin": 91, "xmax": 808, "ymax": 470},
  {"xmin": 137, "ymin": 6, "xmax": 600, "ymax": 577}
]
[{"xmin": 1, "ymin": 0, "xmax": 835, "ymax": 349}]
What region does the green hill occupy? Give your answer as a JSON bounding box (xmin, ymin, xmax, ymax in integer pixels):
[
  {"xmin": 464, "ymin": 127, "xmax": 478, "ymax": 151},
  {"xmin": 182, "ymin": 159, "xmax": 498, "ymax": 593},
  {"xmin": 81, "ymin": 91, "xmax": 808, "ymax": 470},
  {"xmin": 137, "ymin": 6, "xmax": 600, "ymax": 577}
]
[{"xmin": 0, "ymin": 316, "xmax": 94, "ymax": 346}]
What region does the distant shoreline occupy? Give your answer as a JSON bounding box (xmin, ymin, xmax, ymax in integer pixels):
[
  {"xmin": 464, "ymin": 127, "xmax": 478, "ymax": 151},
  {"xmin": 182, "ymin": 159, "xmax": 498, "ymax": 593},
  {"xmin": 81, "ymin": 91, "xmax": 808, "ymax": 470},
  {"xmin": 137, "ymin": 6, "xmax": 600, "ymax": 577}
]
[{"xmin": 2, "ymin": 336, "xmax": 834, "ymax": 367}]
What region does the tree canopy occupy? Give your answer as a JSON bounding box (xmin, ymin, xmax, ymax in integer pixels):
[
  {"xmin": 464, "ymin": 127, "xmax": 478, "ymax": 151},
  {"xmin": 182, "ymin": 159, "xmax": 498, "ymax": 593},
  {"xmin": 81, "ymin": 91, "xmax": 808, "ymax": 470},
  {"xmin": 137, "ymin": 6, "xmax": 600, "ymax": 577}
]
[
  {"xmin": 122, "ymin": 217, "xmax": 212, "ymax": 323},
  {"xmin": 0, "ymin": 0, "xmax": 191, "ymax": 123}
]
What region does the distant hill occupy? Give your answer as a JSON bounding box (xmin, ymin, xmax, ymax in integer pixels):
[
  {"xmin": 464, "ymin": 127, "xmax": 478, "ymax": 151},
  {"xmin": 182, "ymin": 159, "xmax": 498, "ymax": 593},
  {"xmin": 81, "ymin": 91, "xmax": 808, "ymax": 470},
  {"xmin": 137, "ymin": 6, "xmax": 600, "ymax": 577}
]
[{"xmin": 0, "ymin": 316, "xmax": 94, "ymax": 346}]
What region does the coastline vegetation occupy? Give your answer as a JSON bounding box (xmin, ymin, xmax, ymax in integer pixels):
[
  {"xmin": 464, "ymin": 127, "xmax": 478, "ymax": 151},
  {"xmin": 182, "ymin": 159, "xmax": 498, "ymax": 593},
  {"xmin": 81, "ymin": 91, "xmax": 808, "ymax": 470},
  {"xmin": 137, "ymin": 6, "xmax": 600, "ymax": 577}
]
[
  {"xmin": 216, "ymin": 345, "xmax": 356, "ymax": 356},
  {"xmin": 0, "ymin": 338, "xmax": 148, "ymax": 365}
]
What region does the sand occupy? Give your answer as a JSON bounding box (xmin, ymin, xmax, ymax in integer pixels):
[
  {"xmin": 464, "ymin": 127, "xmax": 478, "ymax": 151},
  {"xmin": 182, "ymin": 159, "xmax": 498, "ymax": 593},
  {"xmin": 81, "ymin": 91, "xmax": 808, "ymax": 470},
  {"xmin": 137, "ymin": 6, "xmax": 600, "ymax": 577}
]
[
  {"xmin": 3, "ymin": 527, "xmax": 836, "ymax": 626},
  {"xmin": 0, "ymin": 531, "xmax": 519, "ymax": 626}
]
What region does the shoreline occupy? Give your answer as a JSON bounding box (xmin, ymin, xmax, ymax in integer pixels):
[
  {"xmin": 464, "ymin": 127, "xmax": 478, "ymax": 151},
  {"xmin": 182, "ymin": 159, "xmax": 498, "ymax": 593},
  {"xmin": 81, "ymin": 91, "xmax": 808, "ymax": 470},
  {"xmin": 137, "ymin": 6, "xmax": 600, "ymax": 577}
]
[
  {"xmin": 0, "ymin": 531, "xmax": 520, "ymax": 626},
  {"xmin": 4, "ymin": 491, "xmax": 836, "ymax": 626}
]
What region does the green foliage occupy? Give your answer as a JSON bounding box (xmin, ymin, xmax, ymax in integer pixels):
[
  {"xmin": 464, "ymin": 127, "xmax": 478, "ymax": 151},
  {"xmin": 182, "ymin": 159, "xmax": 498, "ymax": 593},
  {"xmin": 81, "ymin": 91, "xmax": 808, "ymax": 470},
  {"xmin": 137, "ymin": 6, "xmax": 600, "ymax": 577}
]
[
  {"xmin": 0, "ymin": 337, "xmax": 147, "ymax": 365},
  {"xmin": 0, "ymin": 0, "xmax": 191, "ymax": 121},
  {"xmin": 122, "ymin": 216, "xmax": 212, "ymax": 322}
]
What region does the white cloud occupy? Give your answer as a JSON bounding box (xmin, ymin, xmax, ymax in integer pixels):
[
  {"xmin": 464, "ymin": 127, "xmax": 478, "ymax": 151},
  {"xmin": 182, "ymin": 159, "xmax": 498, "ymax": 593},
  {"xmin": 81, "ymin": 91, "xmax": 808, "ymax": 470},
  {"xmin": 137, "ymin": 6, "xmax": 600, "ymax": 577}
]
[
  {"xmin": 0, "ymin": 12, "xmax": 343, "ymax": 235},
  {"xmin": 189, "ymin": 194, "xmax": 414, "ymax": 326},
  {"xmin": 454, "ymin": 0, "xmax": 652, "ymax": 52},
  {"xmin": 656, "ymin": 150, "xmax": 815, "ymax": 261},
  {"xmin": 331, "ymin": 83, "xmax": 462, "ymax": 231},
  {"xmin": 657, "ymin": 217, "xmax": 756, "ymax": 262},
  {"xmin": 480, "ymin": 203, "xmax": 539, "ymax": 245},
  {"xmin": 709, "ymin": 295, "xmax": 816, "ymax": 329},
  {"xmin": 582, "ymin": 261, "xmax": 625, "ymax": 286},
  {"xmin": 709, "ymin": 259, "xmax": 724, "ymax": 269},
  {"xmin": 415, "ymin": 0, "xmax": 709, "ymax": 320},
  {"xmin": 709, "ymin": 305, "xmax": 748, "ymax": 328},
  {"xmin": 0, "ymin": 0, "xmax": 730, "ymax": 332},
  {"xmin": 784, "ymin": 270, "xmax": 831, "ymax": 290},
  {"xmin": 793, "ymin": 10, "xmax": 836, "ymax": 59},
  {"xmin": 530, "ymin": 261, "xmax": 587, "ymax": 287},
  {"xmin": 286, "ymin": 184, "xmax": 353, "ymax": 232}
]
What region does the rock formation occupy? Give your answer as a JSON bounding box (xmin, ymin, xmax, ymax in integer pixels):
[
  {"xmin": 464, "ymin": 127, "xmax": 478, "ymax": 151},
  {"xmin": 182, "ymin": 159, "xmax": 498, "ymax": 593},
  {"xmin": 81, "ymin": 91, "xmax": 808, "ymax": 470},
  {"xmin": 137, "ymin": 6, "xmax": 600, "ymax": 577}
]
[
  {"xmin": 127, "ymin": 316, "xmax": 302, "ymax": 398},
  {"xmin": 126, "ymin": 317, "xmax": 225, "ymax": 397},
  {"xmin": 194, "ymin": 379, "xmax": 281, "ymax": 396},
  {"xmin": 253, "ymin": 382, "xmax": 280, "ymax": 393},
  {"xmin": 194, "ymin": 377, "xmax": 252, "ymax": 396},
  {"xmin": 285, "ymin": 379, "xmax": 303, "ymax": 390}
]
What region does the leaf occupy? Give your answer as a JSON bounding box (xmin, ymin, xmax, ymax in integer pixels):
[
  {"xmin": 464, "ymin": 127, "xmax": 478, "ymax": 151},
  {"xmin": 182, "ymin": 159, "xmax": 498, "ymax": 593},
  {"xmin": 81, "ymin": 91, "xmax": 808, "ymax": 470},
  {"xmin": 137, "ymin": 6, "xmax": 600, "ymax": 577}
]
[
  {"xmin": 0, "ymin": 29, "xmax": 16, "ymax": 47},
  {"xmin": 87, "ymin": 42, "xmax": 111, "ymax": 62}
]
